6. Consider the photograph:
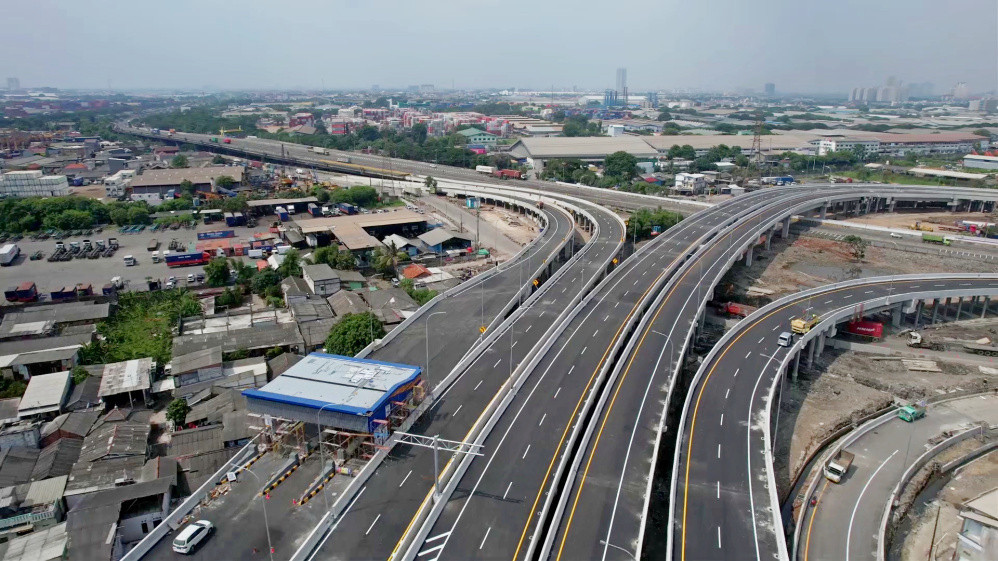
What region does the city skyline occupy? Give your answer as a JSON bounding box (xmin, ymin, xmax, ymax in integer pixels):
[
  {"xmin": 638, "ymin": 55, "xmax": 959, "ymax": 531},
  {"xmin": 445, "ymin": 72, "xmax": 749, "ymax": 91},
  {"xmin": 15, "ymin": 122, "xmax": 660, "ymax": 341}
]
[{"xmin": 2, "ymin": 0, "xmax": 995, "ymax": 94}]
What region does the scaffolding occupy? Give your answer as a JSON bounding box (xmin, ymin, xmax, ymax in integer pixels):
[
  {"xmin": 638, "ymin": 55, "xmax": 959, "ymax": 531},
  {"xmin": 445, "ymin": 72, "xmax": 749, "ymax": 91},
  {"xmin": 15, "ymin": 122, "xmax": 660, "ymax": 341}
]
[{"xmin": 324, "ymin": 428, "xmax": 377, "ymax": 464}]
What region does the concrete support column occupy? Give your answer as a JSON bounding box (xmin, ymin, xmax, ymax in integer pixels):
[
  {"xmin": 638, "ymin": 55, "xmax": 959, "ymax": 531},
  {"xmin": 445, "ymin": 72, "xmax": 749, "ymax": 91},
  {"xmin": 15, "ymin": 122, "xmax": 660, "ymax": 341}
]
[
  {"xmin": 892, "ymin": 304, "xmax": 903, "ymax": 328},
  {"xmin": 956, "ymin": 297, "xmax": 965, "ymax": 320},
  {"xmin": 806, "ymin": 339, "xmax": 816, "ymax": 368},
  {"xmin": 930, "ymin": 299, "xmax": 939, "ymax": 324},
  {"xmin": 913, "ymin": 300, "xmax": 923, "ymax": 329},
  {"xmin": 782, "ymin": 217, "xmax": 791, "ymax": 238},
  {"xmin": 792, "ymin": 351, "xmax": 801, "ymax": 383},
  {"xmin": 983, "ymin": 296, "xmax": 991, "ymax": 319},
  {"xmin": 765, "ymin": 231, "xmax": 773, "ymax": 251},
  {"xmin": 889, "ymin": 200, "xmax": 896, "ymax": 213},
  {"xmin": 816, "ymin": 331, "xmax": 826, "ymax": 358},
  {"xmin": 865, "ymin": 199, "xmax": 873, "ymax": 214},
  {"xmin": 820, "ymin": 204, "xmax": 828, "ymax": 220},
  {"xmin": 745, "ymin": 246, "xmax": 754, "ymax": 267}
]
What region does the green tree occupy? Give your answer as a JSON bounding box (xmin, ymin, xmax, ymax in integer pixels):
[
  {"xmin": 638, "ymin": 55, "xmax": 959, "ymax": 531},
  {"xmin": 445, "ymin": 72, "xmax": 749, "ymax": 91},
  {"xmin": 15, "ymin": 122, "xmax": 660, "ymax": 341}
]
[
  {"xmin": 843, "ymin": 235, "xmax": 868, "ymax": 262},
  {"xmin": 399, "ymin": 278, "xmax": 437, "ymax": 306},
  {"xmin": 166, "ymin": 398, "xmax": 191, "ymax": 428},
  {"xmin": 71, "ymin": 365, "xmax": 90, "ymax": 385},
  {"xmin": 277, "ymin": 248, "xmax": 302, "ymax": 278},
  {"xmin": 626, "ymin": 208, "xmax": 684, "ymax": 241},
  {"xmin": 252, "ymin": 268, "xmax": 281, "ymax": 295},
  {"xmin": 126, "ymin": 206, "xmax": 150, "ymax": 225},
  {"xmin": 604, "ymin": 151, "xmax": 639, "ymax": 180},
  {"xmin": 424, "ymin": 176, "xmax": 438, "ymax": 193},
  {"xmin": 372, "ymin": 241, "xmax": 408, "ymax": 277},
  {"xmin": 215, "ymin": 287, "xmax": 243, "ymax": 308},
  {"xmin": 324, "ymin": 312, "xmax": 385, "ymax": 356},
  {"xmin": 212, "ymin": 155, "xmax": 226, "ymax": 164},
  {"xmin": 215, "ymin": 176, "xmax": 235, "ymax": 189},
  {"xmin": 170, "ymin": 155, "xmax": 189, "ymax": 169},
  {"xmin": 656, "ymin": 110, "xmax": 673, "ymax": 121},
  {"xmin": 204, "ymin": 258, "xmax": 231, "ymax": 287},
  {"xmin": 231, "ymin": 260, "xmax": 256, "ymax": 287}
]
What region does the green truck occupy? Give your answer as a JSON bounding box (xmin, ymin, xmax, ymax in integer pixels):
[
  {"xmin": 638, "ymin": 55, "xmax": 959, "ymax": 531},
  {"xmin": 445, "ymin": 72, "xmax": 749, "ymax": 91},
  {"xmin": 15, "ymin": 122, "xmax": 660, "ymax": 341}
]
[
  {"xmin": 898, "ymin": 403, "xmax": 926, "ymax": 422},
  {"xmin": 209, "ymin": 137, "xmax": 219, "ymax": 143},
  {"xmin": 921, "ymin": 233, "xmax": 951, "ymax": 245}
]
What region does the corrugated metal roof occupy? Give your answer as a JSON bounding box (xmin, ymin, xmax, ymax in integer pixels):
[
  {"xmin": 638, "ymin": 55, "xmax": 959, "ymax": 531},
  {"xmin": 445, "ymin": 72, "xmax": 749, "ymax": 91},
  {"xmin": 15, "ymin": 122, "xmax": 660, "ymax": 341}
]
[
  {"xmin": 243, "ymin": 353, "xmax": 420, "ymax": 414},
  {"xmin": 32, "ymin": 440, "xmax": 82, "ymax": 481},
  {"xmin": 18, "ymin": 371, "xmax": 71, "ymax": 416},
  {"xmin": 129, "ymin": 166, "xmax": 243, "ymax": 187},
  {"xmin": 23, "ymin": 474, "xmax": 68, "ymax": 506},
  {"xmin": 167, "ymin": 425, "xmax": 223, "ymax": 458},
  {"xmin": 2, "ymin": 521, "xmax": 67, "ymax": 561},
  {"xmin": 170, "ymin": 347, "xmax": 223, "ymax": 377},
  {"xmin": 97, "ymin": 358, "xmax": 153, "ymax": 397}
]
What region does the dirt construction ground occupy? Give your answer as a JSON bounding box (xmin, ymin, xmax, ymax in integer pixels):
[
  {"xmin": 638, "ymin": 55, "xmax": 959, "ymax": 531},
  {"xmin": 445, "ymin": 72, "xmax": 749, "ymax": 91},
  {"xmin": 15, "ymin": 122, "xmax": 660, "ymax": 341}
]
[
  {"xmin": 841, "ymin": 209, "xmax": 993, "ymax": 232},
  {"xmin": 716, "ymin": 233, "xmax": 998, "ymax": 499}
]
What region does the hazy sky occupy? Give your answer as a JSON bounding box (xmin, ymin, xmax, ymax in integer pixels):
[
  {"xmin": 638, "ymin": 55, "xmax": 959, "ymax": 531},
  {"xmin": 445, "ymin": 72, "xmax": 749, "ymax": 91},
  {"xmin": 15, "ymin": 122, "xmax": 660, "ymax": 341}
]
[{"xmin": 4, "ymin": 0, "xmax": 996, "ymax": 94}]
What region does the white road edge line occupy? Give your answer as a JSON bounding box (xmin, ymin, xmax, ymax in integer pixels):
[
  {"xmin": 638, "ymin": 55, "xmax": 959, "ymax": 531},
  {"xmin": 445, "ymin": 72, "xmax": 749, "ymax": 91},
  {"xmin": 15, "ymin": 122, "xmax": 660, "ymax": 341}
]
[{"xmin": 846, "ymin": 449, "xmax": 899, "ymax": 561}]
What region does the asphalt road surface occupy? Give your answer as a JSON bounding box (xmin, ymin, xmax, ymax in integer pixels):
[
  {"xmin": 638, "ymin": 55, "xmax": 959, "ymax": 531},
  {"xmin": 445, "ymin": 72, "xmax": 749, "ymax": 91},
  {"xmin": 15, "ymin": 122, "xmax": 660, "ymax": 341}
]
[
  {"xmin": 304, "ymin": 196, "xmax": 625, "ymax": 561},
  {"xmin": 673, "ymin": 276, "xmax": 998, "ymax": 561},
  {"xmin": 799, "ymin": 394, "xmax": 998, "ymax": 561},
  {"xmin": 410, "ymin": 190, "xmax": 786, "ymax": 561}
]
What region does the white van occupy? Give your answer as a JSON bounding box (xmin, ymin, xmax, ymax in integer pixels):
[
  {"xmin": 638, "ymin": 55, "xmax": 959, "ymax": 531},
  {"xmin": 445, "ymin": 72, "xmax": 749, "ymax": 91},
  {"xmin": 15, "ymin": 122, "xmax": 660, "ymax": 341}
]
[
  {"xmin": 172, "ymin": 520, "xmax": 213, "ymax": 554},
  {"xmin": 777, "ymin": 332, "xmax": 794, "ymax": 347},
  {"xmin": 151, "ymin": 250, "xmax": 160, "ymax": 263},
  {"xmin": 123, "ymin": 255, "xmax": 136, "ymax": 266}
]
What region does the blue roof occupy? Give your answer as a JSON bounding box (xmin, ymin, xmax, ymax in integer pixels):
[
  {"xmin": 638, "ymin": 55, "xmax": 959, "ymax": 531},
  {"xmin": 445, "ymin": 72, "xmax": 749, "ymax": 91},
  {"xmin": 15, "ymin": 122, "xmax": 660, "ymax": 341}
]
[{"xmin": 242, "ymin": 353, "xmax": 421, "ymax": 416}]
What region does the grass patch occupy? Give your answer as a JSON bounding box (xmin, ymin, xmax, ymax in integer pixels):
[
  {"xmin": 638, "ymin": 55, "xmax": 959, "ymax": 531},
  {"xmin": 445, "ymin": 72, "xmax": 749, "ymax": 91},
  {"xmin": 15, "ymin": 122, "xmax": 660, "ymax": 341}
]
[{"xmin": 80, "ymin": 290, "xmax": 201, "ymax": 366}]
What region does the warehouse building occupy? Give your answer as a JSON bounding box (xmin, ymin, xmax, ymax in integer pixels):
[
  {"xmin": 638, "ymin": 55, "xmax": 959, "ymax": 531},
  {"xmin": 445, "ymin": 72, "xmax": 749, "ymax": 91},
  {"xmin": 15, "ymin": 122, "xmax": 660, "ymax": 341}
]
[
  {"xmin": 243, "ymin": 353, "xmax": 423, "ymax": 436},
  {"xmin": 963, "ymin": 154, "xmax": 998, "ymax": 170},
  {"xmin": 128, "ymin": 166, "xmax": 244, "ymax": 205}
]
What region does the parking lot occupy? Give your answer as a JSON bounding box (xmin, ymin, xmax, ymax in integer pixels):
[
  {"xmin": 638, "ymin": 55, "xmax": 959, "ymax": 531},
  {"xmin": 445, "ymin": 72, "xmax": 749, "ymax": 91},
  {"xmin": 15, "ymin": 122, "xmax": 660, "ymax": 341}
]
[{"xmin": 0, "ymin": 221, "xmax": 270, "ymax": 301}]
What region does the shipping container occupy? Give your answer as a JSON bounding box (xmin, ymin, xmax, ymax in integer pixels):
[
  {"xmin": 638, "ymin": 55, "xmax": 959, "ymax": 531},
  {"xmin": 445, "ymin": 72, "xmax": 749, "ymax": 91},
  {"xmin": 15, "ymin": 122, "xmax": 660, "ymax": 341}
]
[
  {"xmin": 4, "ymin": 282, "xmax": 38, "ymax": 302},
  {"xmin": 475, "ymin": 165, "xmax": 494, "ymax": 174},
  {"xmin": 165, "ymin": 251, "xmax": 211, "ymax": 268},
  {"xmin": 224, "ymin": 212, "xmax": 236, "ymax": 227},
  {"xmin": 0, "ymin": 244, "xmax": 19, "ymax": 266},
  {"xmin": 336, "ymin": 202, "xmax": 357, "ymax": 215},
  {"xmin": 50, "ymin": 286, "xmax": 76, "ymax": 301},
  {"xmin": 276, "ymin": 206, "xmax": 290, "ymax": 222},
  {"xmin": 308, "ymin": 203, "xmax": 322, "ymax": 217},
  {"xmin": 197, "ymin": 230, "xmax": 236, "ymax": 241},
  {"xmin": 233, "ymin": 212, "xmax": 246, "ymax": 226},
  {"xmin": 844, "ymin": 320, "xmax": 884, "ymax": 340}
]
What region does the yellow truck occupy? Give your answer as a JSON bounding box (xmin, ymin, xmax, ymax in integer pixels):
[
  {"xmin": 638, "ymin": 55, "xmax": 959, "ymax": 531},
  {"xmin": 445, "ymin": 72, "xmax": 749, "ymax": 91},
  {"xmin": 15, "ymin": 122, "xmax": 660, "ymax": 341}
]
[{"xmin": 791, "ymin": 313, "xmax": 820, "ymax": 334}]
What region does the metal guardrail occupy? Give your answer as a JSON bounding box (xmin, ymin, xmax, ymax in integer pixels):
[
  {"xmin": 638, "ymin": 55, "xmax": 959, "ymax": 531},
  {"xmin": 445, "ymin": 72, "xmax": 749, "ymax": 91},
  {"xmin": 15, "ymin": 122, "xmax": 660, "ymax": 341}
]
[
  {"xmin": 122, "ymin": 436, "xmax": 260, "ymax": 560},
  {"xmin": 666, "ymin": 273, "xmax": 998, "ymax": 561},
  {"xmin": 289, "ymin": 193, "xmax": 619, "ymax": 561}
]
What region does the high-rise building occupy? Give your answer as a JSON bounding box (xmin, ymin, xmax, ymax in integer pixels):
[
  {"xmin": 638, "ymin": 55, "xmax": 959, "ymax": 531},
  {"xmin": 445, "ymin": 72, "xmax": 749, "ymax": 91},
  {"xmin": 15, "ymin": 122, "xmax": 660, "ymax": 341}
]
[
  {"xmin": 5, "ymin": 77, "xmax": 19, "ymax": 91},
  {"xmin": 764, "ymin": 83, "xmax": 775, "ymax": 97},
  {"xmin": 616, "ymin": 68, "xmax": 627, "ymax": 105},
  {"xmin": 952, "ymin": 82, "xmax": 970, "ymax": 100}
]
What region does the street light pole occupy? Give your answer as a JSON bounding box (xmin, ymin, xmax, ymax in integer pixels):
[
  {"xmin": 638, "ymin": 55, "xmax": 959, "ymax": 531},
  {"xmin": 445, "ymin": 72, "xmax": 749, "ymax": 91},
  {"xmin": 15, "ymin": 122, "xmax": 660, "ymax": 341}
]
[
  {"xmin": 240, "ymin": 468, "xmax": 275, "ymax": 561},
  {"xmin": 425, "ymin": 311, "xmax": 447, "ymax": 393}
]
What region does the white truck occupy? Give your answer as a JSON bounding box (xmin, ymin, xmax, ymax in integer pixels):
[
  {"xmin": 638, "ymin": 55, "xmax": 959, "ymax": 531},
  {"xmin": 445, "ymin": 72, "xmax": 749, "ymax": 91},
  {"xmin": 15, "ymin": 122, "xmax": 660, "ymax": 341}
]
[
  {"xmin": 475, "ymin": 165, "xmax": 494, "ymax": 174},
  {"xmin": 0, "ymin": 243, "xmax": 19, "ymax": 266},
  {"xmin": 824, "ymin": 450, "xmax": 854, "ymax": 483},
  {"xmin": 312, "ymin": 146, "xmax": 329, "ymax": 155}
]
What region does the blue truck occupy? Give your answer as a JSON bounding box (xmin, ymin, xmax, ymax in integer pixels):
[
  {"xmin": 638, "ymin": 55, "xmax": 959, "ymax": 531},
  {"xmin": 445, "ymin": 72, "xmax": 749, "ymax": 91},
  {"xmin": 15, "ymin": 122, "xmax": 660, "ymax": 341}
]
[
  {"xmin": 336, "ymin": 202, "xmax": 357, "ymax": 215},
  {"xmin": 308, "ymin": 203, "xmax": 322, "ymax": 217},
  {"xmin": 276, "ymin": 206, "xmax": 290, "ymax": 221}
]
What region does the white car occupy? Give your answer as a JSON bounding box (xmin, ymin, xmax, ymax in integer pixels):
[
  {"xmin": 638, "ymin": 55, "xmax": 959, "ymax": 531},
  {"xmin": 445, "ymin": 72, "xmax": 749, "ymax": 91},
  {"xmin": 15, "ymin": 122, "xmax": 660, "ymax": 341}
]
[
  {"xmin": 172, "ymin": 520, "xmax": 213, "ymax": 554},
  {"xmin": 889, "ymin": 232, "xmax": 903, "ymax": 239},
  {"xmin": 187, "ymin": 273, "xmax": 196, "ymax": 283},
  {"xmin": 777, "ymin": 331, "xmax": 794, "ymax": 347}
]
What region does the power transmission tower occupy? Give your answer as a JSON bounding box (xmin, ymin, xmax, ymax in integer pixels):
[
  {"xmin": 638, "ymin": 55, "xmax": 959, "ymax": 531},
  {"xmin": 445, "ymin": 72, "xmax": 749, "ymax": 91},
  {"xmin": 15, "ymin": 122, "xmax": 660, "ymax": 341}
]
[{"xmin": 751, "ymin": 110, "xmax": 765, "ymax": 168}]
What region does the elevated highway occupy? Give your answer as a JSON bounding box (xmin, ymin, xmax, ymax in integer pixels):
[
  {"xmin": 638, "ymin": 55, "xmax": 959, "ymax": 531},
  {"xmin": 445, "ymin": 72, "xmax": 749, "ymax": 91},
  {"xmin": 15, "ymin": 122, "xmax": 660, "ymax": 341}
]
[
  {"xmin": 296, "ymin": 189, "xmax": 627, "ymax": 560},
  {"xmin": 671, "ymin": 274, "xmax": 998, "ymax": 561},
  {"xmin": 114, "ymin": 124, "xmax": 706, "ymax": 212}
]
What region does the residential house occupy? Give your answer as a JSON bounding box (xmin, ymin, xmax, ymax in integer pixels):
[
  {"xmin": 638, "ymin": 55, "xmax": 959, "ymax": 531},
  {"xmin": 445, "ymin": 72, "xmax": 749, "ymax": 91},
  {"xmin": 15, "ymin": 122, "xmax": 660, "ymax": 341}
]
[{"xmin": 302, "ymin": 264, "xmax": 341, "ymax": 296}]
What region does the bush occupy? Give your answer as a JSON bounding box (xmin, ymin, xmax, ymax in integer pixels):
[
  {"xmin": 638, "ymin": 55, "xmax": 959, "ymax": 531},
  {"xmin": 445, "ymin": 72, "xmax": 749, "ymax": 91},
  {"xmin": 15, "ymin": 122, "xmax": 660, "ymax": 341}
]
[
  {"xmin": 166, "ymin": 398, "xmax": 191, "ymax": 427},
  {"xmin": 71, "ymin": 366, "xmax": 90, "ymax": 384},
  {"xmin": 325, "ymin": 313, "xmax": 385, "ymax": 356}
]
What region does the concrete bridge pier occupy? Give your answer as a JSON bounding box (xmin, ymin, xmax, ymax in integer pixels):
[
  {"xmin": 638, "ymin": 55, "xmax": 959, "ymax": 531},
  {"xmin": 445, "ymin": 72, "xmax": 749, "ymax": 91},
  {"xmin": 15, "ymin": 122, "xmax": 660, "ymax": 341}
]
[
  {"xmin": 791, "ymin": 351, "xmax": 801, "ymax": 383},
  {"xmin": 820, "ymin": 204, "xmax": 828, "ymax": 219},
  {"xmin": 765, "ymin": 230, "xmax": 773, "ymax": 251},
  {"xmin": 892, "ymin": 304, "xmax": 903, "ymax": 328},
  {"xmin": 930, "ymin": 298, "xmax": 940, "ymax": 324},
  {"xmin": 805, "ymin": 338, "xmax": 816, "ymax": 368},
  {"xmin": 889, "ymin": 200, "xmax": 896, "ymax": 213},
  {"xmin": 745, "ymin": 246, "xmax": 754, "ymax": 267},
  {"xmin": 781, "ymin": 217, "xmax": 791, "ymax": 239},
  {"xmin": 815, "ymin": 330, "xmax": 826, "ymax": 359}
]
